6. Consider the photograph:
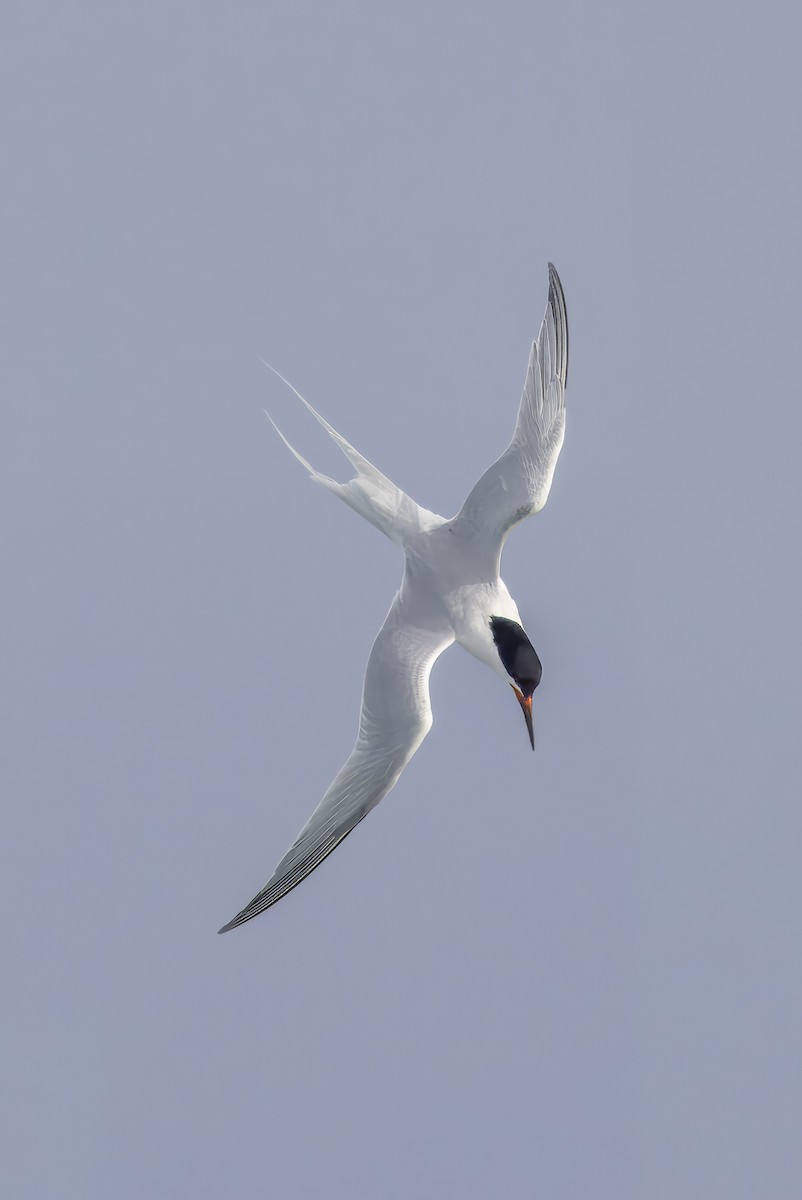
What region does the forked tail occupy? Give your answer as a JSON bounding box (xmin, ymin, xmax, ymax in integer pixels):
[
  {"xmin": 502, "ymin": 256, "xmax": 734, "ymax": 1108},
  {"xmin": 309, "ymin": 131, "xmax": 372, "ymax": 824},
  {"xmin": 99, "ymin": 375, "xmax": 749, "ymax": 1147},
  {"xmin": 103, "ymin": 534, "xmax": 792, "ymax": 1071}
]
[{"xmin": 259, "ymin": 359, "xmax": 444, "ymax": 546}]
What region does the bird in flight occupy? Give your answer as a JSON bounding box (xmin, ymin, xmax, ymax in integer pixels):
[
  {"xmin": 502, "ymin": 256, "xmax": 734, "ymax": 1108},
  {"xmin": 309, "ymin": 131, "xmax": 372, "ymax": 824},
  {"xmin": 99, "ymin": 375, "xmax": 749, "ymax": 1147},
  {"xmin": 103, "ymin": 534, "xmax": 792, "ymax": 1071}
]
[{"xmin": 219, "ymin": 264, "xmax": 568, "ymax": 932}]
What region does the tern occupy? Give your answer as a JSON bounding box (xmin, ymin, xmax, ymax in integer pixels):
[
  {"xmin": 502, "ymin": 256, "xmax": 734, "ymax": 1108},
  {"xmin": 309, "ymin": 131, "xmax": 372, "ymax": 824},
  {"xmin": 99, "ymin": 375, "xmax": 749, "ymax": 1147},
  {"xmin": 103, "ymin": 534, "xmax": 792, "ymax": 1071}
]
[{"xmin": 219, "ymin": 264, "xmax": 568, "ymax": 932}]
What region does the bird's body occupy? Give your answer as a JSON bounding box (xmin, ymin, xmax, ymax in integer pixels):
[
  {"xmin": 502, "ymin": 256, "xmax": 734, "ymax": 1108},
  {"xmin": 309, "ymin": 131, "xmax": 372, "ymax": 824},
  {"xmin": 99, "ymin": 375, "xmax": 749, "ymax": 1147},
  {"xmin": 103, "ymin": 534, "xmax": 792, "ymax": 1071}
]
[{"xmin": 219, "ymin": 264, "xmax": 568, "ymax": 932}]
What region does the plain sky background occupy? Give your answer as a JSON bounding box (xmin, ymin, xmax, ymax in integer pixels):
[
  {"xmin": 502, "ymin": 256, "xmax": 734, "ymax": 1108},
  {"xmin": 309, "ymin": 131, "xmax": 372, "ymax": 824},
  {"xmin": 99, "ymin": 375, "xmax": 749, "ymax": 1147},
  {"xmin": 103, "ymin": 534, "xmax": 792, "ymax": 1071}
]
[{"xmin": 3, "ymin": 3, "xmax": 801, "ymax": 1197}]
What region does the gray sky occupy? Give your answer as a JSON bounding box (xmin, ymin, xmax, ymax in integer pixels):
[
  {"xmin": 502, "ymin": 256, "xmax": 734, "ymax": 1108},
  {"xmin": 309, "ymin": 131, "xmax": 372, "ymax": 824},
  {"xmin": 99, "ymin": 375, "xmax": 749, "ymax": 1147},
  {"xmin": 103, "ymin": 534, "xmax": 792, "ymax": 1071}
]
[{"xmin": 3, "ymin": 3, "xmax": 801, "ymax": 1197}]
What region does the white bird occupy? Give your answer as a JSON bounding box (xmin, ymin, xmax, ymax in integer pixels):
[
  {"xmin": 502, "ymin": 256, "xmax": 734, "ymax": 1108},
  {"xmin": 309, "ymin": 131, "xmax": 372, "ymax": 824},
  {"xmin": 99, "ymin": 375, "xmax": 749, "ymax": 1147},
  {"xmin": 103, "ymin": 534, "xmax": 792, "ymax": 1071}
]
[{"xmin": 219, "ymin": 264, "xmax": 568, "ymax": 932}]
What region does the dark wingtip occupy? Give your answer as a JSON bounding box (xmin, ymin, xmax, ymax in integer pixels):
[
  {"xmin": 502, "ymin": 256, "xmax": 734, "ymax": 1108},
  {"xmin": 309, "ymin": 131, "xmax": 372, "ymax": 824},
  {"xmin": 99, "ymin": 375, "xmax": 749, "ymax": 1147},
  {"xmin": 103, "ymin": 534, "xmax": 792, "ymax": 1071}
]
[
  {"xmin": 217, "ymin": 905, "xmax": 257, "ymax": 934},
  {"xmin": 546, "ymin": 263, "xmax": 568, "ymax": 388},
  {"xmin": 217, "ymin": 907, "xmax": 254, "ymax": 934}
]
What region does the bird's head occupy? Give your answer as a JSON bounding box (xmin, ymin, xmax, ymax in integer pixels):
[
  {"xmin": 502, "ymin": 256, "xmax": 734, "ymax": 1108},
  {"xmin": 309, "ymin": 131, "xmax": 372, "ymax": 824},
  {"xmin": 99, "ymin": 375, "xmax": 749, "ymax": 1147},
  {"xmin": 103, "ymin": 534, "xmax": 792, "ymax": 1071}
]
[{"xmin": 489, "ymin": 616, "xmax": 542, "ymax": 750}]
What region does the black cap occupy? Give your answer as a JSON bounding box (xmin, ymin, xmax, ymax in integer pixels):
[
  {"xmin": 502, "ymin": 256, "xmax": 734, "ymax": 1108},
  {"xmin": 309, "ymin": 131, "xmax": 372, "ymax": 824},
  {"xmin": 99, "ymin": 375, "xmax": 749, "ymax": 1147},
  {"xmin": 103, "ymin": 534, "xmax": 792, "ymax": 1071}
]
[{"xmin": 489, "ymin": 616, "xmax": 542, "ymax": 697}]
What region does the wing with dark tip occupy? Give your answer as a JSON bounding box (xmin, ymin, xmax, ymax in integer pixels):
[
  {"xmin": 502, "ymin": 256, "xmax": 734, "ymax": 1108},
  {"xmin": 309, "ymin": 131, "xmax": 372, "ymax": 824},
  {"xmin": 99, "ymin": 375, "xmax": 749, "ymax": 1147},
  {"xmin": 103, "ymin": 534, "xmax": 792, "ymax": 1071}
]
[
  {"xmin": 218, "ymin": 595, "xmax": 454, "ymax": 932},
  {"xmin": 452, "ymin": 263, "xmax": 568, "ymax": 559}
]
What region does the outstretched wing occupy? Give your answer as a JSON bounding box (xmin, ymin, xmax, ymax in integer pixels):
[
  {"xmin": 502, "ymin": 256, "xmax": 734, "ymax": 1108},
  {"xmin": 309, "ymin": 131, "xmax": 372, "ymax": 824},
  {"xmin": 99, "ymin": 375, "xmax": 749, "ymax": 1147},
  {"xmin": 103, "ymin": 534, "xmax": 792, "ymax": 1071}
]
[
  {"xmin": 218, "ymin": 595, "xmax": 454, "ymax": 931},
  {"xmin": 452, "ymin": 263, "xmax": 568, "ymax": 558}
]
